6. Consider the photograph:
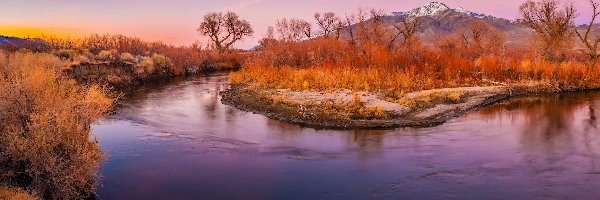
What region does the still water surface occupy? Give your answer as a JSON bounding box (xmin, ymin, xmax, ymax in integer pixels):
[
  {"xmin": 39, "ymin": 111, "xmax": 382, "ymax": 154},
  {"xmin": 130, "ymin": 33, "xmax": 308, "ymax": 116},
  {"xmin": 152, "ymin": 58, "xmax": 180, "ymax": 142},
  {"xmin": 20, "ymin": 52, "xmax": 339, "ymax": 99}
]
[{"xmin": 93, "ymin": 73, "xmax": 600, "ymax": 200}]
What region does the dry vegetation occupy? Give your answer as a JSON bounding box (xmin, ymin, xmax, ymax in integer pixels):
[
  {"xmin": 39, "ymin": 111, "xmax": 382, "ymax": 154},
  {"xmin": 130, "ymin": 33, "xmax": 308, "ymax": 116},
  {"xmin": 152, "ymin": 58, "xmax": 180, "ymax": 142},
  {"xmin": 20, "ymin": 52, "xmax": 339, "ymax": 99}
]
[
  {"xmin": 0, "ymin": 186, "xmax": 38, "ymax": 200},
  {"xmin": 0, "ymin": 51, "xmax": 113, "ymax": 199},
  {"xmin": 43, "ymin": 34, "xmax": 246, "ymax": 85},
  {"xmin": 0, "ymin": 32, "xmax": 248, "ymax": 86},
  {"xmin": 231, "ymin": 0, "xmax": 600, "ymax": 100}
]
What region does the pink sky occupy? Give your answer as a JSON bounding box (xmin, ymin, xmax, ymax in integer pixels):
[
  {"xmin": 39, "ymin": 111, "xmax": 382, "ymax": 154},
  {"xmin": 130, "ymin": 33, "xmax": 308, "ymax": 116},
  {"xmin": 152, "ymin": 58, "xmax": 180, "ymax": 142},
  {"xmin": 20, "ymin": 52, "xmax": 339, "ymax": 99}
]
[{"xmin": 0, "ymin": 0, "xmax": 593, "ymax": 49}]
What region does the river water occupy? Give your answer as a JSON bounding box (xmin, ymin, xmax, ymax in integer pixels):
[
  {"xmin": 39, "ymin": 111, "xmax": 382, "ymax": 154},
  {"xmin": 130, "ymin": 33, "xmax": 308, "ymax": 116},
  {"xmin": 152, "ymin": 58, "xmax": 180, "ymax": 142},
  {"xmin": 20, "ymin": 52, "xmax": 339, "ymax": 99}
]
[{"xmin": 93, "ymin": 73, "xmax": 600, "ymax": 200}]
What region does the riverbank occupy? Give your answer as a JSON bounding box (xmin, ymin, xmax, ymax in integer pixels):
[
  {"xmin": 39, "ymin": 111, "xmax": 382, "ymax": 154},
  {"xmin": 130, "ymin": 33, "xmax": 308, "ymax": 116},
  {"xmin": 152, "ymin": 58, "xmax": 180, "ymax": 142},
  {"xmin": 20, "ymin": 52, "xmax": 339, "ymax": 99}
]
[
  {"xmin": 220, "ymin": 84, "xmax": 567, "ymax": 129},
  {"xmin": 65, "ymin": 60, "xmax": 239, "ymax": 88}
]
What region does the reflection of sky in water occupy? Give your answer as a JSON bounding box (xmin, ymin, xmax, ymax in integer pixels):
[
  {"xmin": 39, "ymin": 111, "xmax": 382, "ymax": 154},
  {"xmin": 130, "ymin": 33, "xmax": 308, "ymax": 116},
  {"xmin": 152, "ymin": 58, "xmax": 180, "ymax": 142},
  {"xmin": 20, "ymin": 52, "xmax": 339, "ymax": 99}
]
[{"xmin": 93, "ymin": 73, "xmax": 600, "ymax": 200}]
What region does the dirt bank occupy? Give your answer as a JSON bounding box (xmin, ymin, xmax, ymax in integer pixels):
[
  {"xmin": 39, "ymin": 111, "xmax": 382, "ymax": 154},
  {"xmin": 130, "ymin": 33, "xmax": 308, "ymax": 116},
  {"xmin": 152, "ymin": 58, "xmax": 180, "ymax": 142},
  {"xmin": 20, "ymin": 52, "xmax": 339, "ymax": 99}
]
[
  {"xmin": 64, "ymin": 61, "xmax": 234, "ymax": 87},
  {"xmin": 220, "ymin": 85, "xmax": 514, "ymax": 129}
]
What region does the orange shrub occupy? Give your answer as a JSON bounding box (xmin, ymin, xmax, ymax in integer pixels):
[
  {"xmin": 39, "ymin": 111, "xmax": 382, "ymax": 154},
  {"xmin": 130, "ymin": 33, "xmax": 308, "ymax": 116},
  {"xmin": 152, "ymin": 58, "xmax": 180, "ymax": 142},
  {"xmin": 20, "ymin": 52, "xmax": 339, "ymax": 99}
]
[
  {"xmin": 0, "ymin": 51, "xmax": 113, "ymax": 199},
  {"xmin": 232, "ymin": 35, "xmax": 600, "ymax": 94}
]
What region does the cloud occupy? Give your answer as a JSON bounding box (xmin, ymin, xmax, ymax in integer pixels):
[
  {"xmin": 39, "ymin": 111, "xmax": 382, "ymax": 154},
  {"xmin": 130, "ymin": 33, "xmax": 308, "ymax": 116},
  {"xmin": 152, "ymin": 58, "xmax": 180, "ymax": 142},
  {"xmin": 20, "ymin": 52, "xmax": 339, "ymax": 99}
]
[{"xmin": 219, "ymin": 0, "xmax": 264, "ymax": 11}]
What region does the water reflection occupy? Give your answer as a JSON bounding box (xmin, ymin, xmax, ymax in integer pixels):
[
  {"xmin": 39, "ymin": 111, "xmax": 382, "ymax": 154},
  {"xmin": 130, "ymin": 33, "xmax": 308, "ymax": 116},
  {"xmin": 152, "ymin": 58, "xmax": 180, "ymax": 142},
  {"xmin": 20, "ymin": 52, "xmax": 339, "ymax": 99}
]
[
  {"xmin": 478, "ymin": 93, "xmax": 600, "ymax": 181},
  {"xmin": 586, "ymin": 99, "xmax": 597, "ymax": 130},
  {"xmin": 93, "ymin": 73, "xmax": 600, "ymax": 200}
]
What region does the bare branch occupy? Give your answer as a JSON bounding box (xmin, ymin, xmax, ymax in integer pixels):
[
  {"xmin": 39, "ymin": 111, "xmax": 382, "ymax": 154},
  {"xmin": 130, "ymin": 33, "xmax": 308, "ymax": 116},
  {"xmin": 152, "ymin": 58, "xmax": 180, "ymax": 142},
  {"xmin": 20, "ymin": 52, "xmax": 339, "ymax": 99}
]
[
  {"xmin": 198, "ymin": 11, "xmax": 253, "ymax": 53},
  {"xmin": 576, "ymin": 0, "xmax": 600, "ymax": 60}
]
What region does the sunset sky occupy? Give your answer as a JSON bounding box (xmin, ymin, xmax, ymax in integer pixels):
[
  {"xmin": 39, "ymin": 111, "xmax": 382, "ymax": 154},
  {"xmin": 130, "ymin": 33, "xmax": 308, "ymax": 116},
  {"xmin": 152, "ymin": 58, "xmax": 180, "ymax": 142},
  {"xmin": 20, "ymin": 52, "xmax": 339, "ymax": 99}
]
[{"xmin": 0, "ymin": 0, "xmax": 593, "ymax": 49}]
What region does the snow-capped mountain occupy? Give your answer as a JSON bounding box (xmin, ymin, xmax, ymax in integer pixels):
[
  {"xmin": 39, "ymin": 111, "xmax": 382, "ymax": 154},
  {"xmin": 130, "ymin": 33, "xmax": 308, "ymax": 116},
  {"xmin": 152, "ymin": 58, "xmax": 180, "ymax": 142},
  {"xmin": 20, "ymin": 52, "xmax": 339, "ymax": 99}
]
[
  {"xmin": 392, "ymin": 2, "xmax": 490, "ymax": 19},
  {"xmin": 392, "ymin": 2, "xmax": 450, "ymax": 17},
  {"xmin": 454, "ymin": 6, "xmax": 488, "ymax": 18}
]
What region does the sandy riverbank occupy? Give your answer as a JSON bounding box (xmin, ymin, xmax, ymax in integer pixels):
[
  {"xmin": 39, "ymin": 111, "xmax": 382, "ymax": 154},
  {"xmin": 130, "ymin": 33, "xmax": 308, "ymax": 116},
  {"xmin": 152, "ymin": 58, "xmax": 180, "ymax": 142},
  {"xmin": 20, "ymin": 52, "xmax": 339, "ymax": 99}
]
[{"xmin": 221, "ymin": 85, "xmax": 517, "ymax": 129}]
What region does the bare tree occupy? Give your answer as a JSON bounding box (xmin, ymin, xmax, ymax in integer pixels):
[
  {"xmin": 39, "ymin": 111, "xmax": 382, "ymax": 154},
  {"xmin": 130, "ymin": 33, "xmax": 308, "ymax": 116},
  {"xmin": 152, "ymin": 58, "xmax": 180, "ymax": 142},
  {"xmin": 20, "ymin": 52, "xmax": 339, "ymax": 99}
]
[
  {"xmin": 341, "ymin": 14, "xmax": 357, "ymax": 45},
  {"xmin": 355, "ymin": 9, "xmax": 387, "ymax": 45},
  {"xmin": 197, "ymin": 11, "xmax": 253, "ymax": 53},
  {"xmin": 297, "ymin": 20, "xmax": 313, "ymax": 39},
  {"xmin": 467, "ymin": 20, "xmax": 490, "ymax": 48},
  {"xmin": 518, "ymin": 0, "xmax": 577, "ymax": 59},
  {"xmin": 456, "ymin": 20, "xmax": 496, "ymax": 48},
  {"xmin": 389, "ymin": 16, "xmax": 421, "ymax": 50},
  {"xmin": 258, "ymin": 26, "xmax": 277, "ymax": 49},
  {"xmin": 314, "ymin": 12, "xmax": 340, "ymax": 38},
  {"xmin": 485, "ymin": 28, "xmax": 506, "ymax": 54},
  {"xmin": 576, "ymin": 0, "xmax": 600, "ymax": 61},
  {"xmin": 276, "ymin": 18, "xmax": 312, "ymax": 42}
]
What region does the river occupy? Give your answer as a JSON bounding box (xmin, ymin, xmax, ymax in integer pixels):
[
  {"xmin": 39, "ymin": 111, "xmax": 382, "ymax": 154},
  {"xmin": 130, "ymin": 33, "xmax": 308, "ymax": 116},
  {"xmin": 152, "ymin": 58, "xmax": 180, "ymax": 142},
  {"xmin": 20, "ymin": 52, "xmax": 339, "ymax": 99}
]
[{"xmin": 93, "ymin": 73, "xmax": 600, "ymax": 200}]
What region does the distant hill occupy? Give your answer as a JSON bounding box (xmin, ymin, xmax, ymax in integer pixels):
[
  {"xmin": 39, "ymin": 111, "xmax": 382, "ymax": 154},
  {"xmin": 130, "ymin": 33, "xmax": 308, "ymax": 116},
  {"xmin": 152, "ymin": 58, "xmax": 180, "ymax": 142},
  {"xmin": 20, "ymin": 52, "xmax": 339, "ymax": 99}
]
[{"xmin": 0, "ymin": 35, "xmax": 49, "ymax": 51}]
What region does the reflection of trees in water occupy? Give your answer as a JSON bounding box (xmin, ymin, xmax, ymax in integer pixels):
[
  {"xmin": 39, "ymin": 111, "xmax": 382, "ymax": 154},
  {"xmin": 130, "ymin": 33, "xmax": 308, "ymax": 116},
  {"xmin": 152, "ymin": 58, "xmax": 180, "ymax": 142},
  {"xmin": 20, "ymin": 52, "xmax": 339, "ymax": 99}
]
[
  {"xmin": 478, "ymin": 93, "xmax": 599, "ymax": 151},
  {"xmin": 224, "ymin": 105, "xmax": 237, "ymax": 124},
  {"xmin": 515, "ymin": 93, "xmax": 600, "ymax": 175},
  {"xmin": 117, "ymin": 75, "xmax": 188, "ymax": 106},
  {"xmin": 478, "ymin": 92, "xmax": 600, "ymax": 174},
  {"xmin": 519, "ymin": 95, "xmax": 577, "ymax": 153},
  {"xmin": 473, "ymin": 100, "xmax": 522, "ymax": 124},
  {"xmin": 347, "ymin": 130, "xmax": 387, "ymax": 165},
  {"xmin": 202, "ymin": 79, "xmax": 220, "ymax": 120},
  {"xmin": 199, "ymin": 75, "xmax": 235, "ymax": 121},
  {"xmin": 586, "ymin": 99, "xmax": 597, "ymax": 130},
  {"xmin": 264, "ymin": 119, "xmax": 303, "ymax": 137},
  {"xmin": 583, "ymin": 97, "xmax": 599, "ymax": 172},
  {"xmin": 349, "ymin": 130, "xmax": 385, "ymax": 150}
]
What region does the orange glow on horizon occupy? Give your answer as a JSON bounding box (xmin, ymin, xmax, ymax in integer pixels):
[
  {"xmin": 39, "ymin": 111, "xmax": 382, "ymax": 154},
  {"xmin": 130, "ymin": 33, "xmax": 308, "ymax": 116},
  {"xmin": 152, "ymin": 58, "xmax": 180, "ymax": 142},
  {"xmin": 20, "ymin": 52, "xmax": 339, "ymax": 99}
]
[
  {"xmin": 0, "ymin": 25, "xmax": 87, "ymax": 40},
  {"xmin": 0, "ymin": 25, "xmax": 194, "ymax": 46}
]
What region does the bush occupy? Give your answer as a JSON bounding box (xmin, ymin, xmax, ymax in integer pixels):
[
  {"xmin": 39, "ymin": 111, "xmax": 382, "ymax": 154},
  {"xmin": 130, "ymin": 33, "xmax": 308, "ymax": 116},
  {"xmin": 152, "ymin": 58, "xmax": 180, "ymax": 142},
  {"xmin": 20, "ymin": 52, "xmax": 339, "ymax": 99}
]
[
  {"xmin": 151, "ymin": 53, "xmax": 169, "ymax": 69},
  {"xmin": 73, "ymin": 54, "xmax": 91, "ymax": 64},
  {"xmin": 44, "ymin": 33, "xmax": 248, "ymax": 75},
  {"xmin": 120, "ymin": 52, "xmax": 137, "ymax": 63},
  {"xmin": 134, "ymin": 56, "xmax": 155, "ymax": 77},
  {"xmin": 0, "ymin": 51, "xmax": 113, "ymax": 199},
  {"xmin": 231, "ymin": 35, "xmax": 600, "ymax": 94},
  {"xmin": 96, "ymin": 49, "xmax": 117, "ymax": 62},
  {"xmin": 53, "ymin": 49, "xmax": 76, "ymax": 60},
  {"xmin": 0, "ymin": 186, "xmax": 38, "ymax": 200}
]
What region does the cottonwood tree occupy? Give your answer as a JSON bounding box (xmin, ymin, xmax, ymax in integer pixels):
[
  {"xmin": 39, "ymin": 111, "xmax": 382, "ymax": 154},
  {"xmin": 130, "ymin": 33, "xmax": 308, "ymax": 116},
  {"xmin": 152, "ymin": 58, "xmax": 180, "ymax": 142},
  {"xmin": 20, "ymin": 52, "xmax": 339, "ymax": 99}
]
[
  {"xmin": 457, "ymin": 20, "xmax": 504, "ymax": 48},
  {"xmin": 389, "ymin": 16, "xmax": 421, "ymax": 50},
  {"xmin": 314, "ymin": 12, "xmax": 340, "ymax": 38},
  {"xmin": 197, "ymin": 11, "xmax": 253, "ymax": 53},
  {"xmin": 465, "ymin": 20, "xmax": 490, "ymax": 48},
  {"xmin": 355, "ymin": 9, "xmax": 386, "ymax": 45},
  {"xmin": 258, "ymin": 26, "xmax": 278, "ymax": 49},
  {"xmin": 276, "ymin": 18, "xmax": 312, "ymax": 42},
  {"xmin": 485, "ymin": 29, "xmax": 506, "ymax": 54},
  {"xmin": 576, "ymin": 0, "xmax": 600, "ymax": 61},
  {"xmin": 337, "ymin": 15, "xmax": 355, "ymax": 42},
  {"xmin": 518, "ymin": 0, "xmax": 577, "ymax": 59},
  {"xmin": 452, "ymin": 21, "xmax": 505, "ymax": 57}
]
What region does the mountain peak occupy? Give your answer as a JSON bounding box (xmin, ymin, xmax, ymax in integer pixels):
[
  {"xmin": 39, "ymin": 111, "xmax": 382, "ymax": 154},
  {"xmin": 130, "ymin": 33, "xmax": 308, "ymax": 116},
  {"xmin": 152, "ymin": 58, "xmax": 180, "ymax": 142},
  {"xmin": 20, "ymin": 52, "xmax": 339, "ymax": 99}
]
[
  {"xmin": 392, "ymin": 2, "xmax": 490, "ymax": 19},
  {"xmin": 423, "ymin": 2, "xmax": 450, "ymax": 9},
  {"xmin": 405, "ymin": 2, "xmax": 450, "ymax": 17}
]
